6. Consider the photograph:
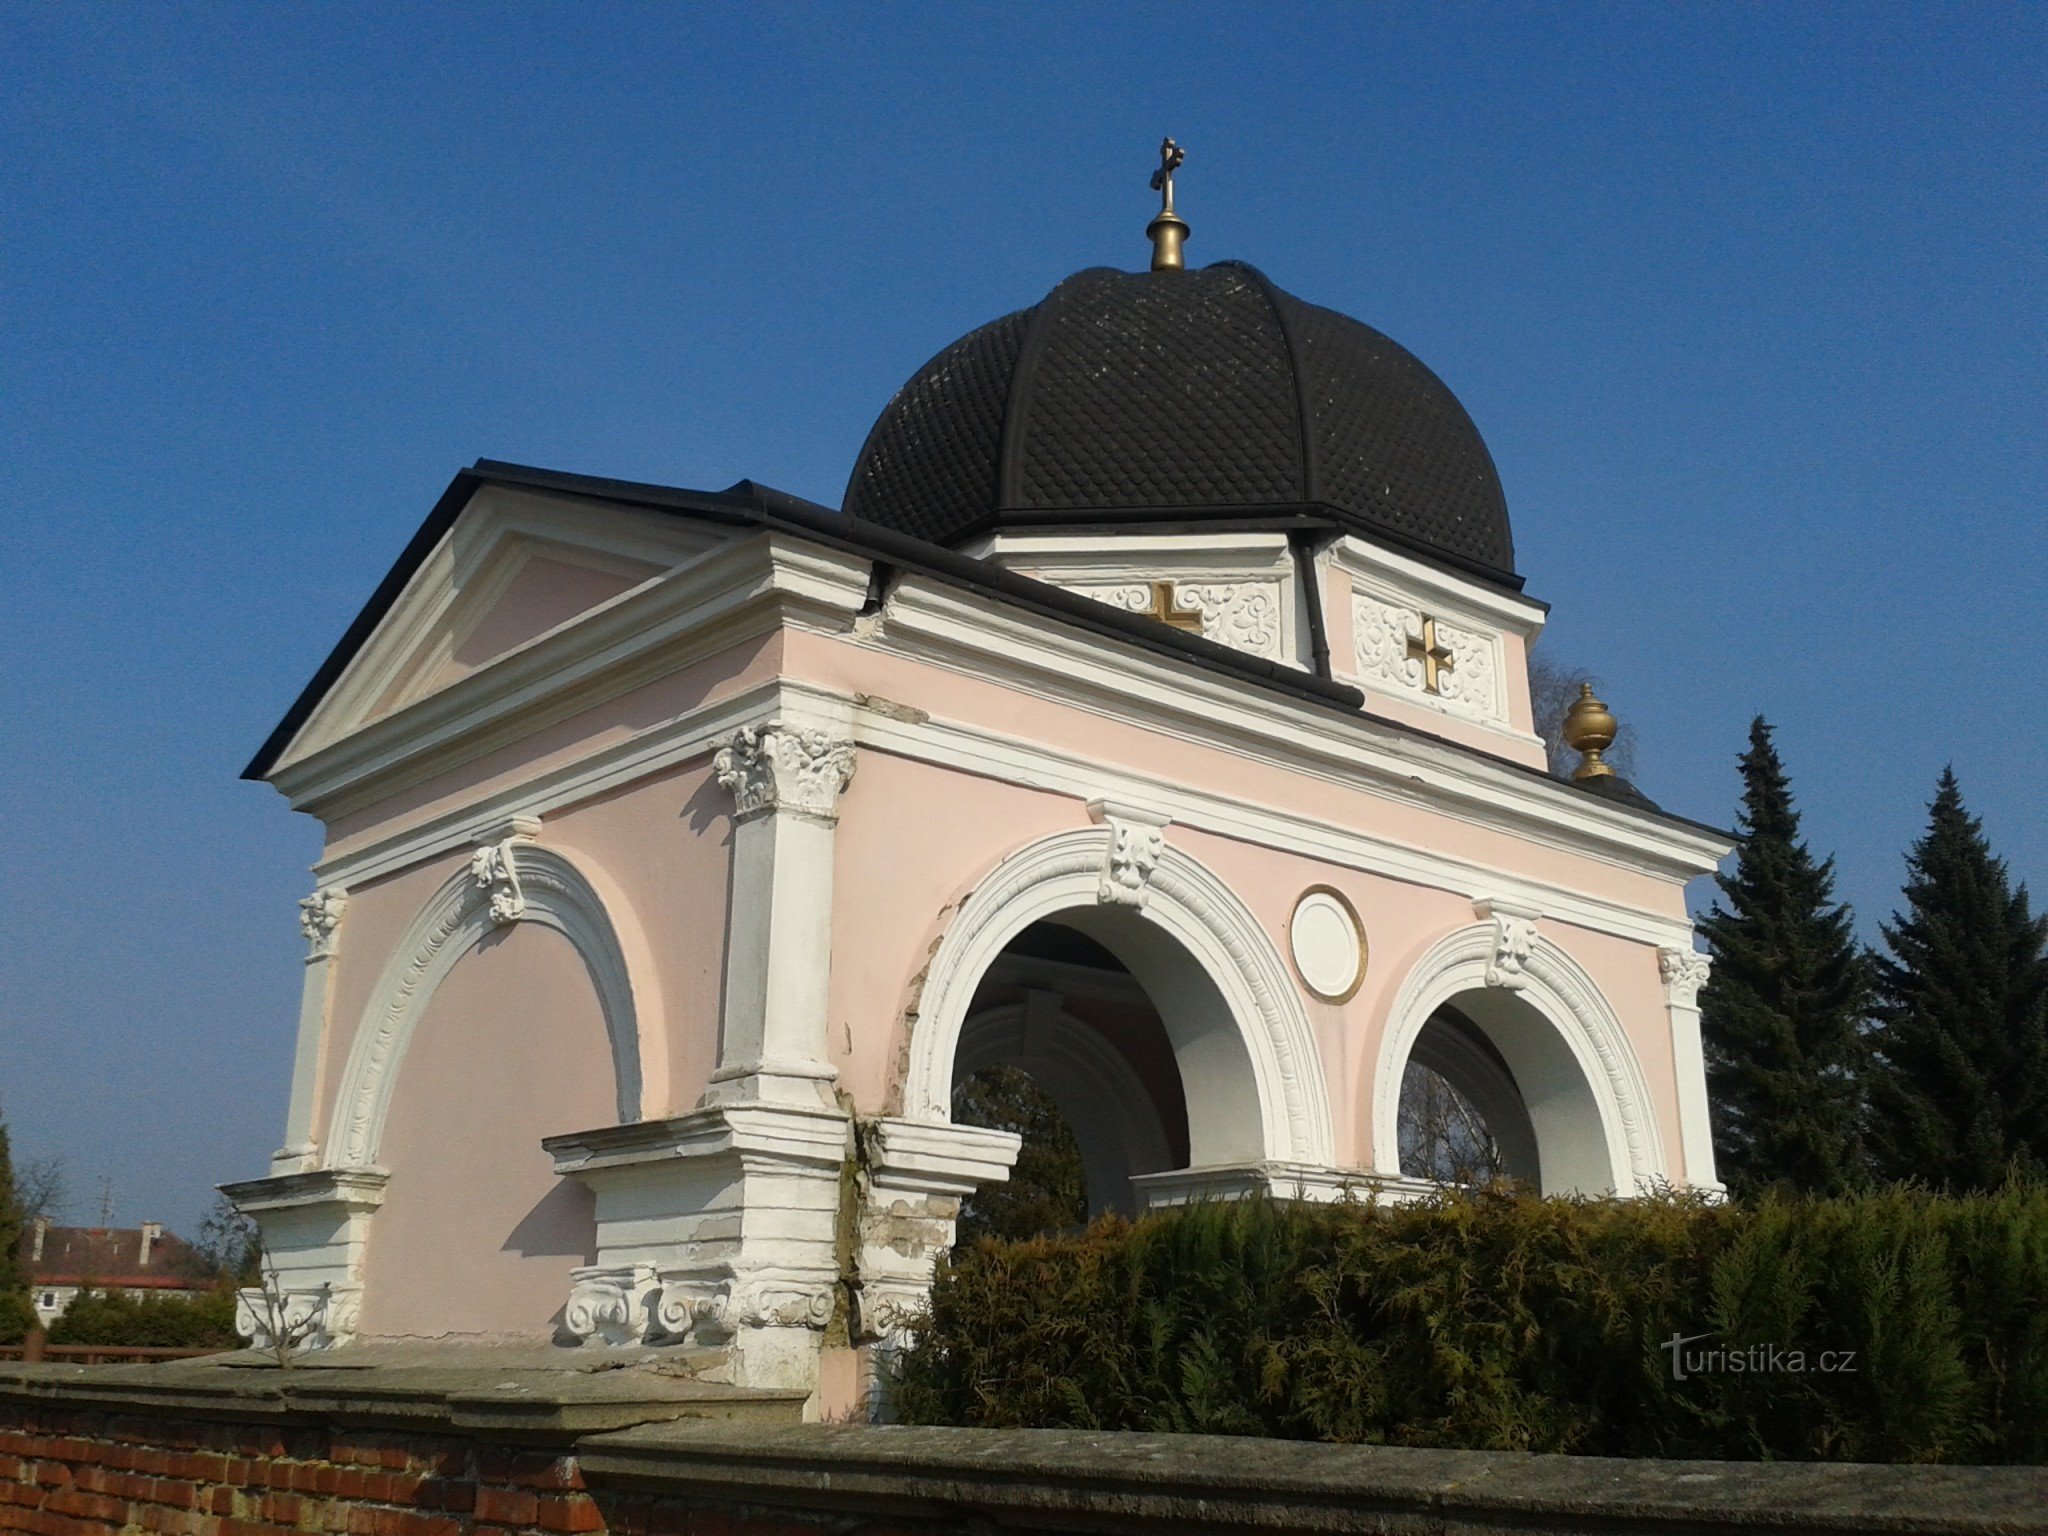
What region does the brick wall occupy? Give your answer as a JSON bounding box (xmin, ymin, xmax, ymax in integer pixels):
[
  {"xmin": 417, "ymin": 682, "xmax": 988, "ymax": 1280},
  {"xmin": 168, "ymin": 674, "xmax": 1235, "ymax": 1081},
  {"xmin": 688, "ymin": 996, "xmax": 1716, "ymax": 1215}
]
[
  {"xmin": 2, "ymin": 1367, "xmax": 2042, "ymax": 1536},
  {"xmin": 0, "ymin": 1416, "xmax": 626, "ymax": 1536}
]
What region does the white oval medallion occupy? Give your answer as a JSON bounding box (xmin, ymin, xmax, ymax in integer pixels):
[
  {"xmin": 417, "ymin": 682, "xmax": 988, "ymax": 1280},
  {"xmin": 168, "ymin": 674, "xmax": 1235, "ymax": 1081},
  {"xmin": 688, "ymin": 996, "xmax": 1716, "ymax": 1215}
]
[{"xmin": 1290, "ymin": 887, "xmax": 1366, "ymax": 1002}]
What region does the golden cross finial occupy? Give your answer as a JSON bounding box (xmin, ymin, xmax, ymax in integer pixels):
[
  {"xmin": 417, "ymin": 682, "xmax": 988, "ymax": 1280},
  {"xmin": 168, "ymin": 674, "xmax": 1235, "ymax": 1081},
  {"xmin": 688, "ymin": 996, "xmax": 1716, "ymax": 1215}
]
[
  {"xmin": 1405, "ymin": 616, "xmax": 1457, "ymax": 695},
  {"xmin": 1140, "ymin": 579, "xmax": 1204, "ymax": 634},
  {"xmin": 1147, "ymin": 136, "xmax": 1190, "ymax": 272}
]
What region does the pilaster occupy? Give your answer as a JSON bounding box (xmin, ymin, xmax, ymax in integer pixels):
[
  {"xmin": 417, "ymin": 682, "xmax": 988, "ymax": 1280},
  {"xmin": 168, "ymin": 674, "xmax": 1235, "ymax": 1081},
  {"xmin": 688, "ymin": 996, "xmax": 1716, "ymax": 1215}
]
[
  {"xmin": 851, "ymin": 1119, "xmax": 1021, "ymax": 1343},
  {"xmin": 704, "ymin": 723, "xmax": 856, "ymax": 1108},
  {"xmin": 1659, "ymin": 945, "xmax": 1724, "ymax": 1195},
  {"xmin": 273, "ymin": 887, "xmax": 348, "ymax": 1176}
]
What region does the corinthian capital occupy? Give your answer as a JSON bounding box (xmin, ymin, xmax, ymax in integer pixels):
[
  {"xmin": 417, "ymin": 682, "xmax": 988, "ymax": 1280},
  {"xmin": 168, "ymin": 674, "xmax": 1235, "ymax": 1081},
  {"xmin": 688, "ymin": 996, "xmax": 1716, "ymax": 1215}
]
[
  {"xmin": 1659, "ymin": 946, "xmax": 1713, "ymax": 1010},
  {"xmin": 713, "ymin": 725, "xmax": 856, "ymax": 821},
  {"xmin": 298, "ymin": 887, "xmax": 348, "ymax": 961}
]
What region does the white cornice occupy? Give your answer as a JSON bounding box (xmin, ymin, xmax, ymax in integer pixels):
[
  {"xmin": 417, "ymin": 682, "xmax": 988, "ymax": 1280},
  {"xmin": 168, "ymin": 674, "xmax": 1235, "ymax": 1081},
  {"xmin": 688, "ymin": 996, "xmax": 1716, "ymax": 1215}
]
[
  {"xmin": 270, "ymin": 534, "xmax": 872, "ymax": 819},
  {"xmin": 866, "ymin": 576, "xmax": 1728, "ymax": 883},
  {"xmin": 1331, "ymin": 535, "xmax": 1548, "ymax": 638},
  {"xmin": 313, "ymin": 666, "xmax": 1714, "ymax": 953}
]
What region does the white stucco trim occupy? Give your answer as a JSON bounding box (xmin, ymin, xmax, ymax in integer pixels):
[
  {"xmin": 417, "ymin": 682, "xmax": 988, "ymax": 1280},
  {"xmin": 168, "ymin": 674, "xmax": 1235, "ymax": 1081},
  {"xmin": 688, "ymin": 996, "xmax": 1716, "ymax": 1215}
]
[
  {"xmin": 285, "ymin": 487, "xmax": 733, "ymax": 769},
  {"xmin": 903, "ymin": 826, "xmax": 1335, "ymax": 1167},
  {"xmin": 271, "ymin": 531, "xmax": 873, "ymax": 818},
  {"xmin": 1371, "ymin": 922, "xmax": 1667, "ymax": 1195},
  {"xmin": 868, "ymin": 576, "xmax": 1727, "ymax": 886},
  {"xmin": 1659, "ymin": 946, "xmax": 1723, "ymax": 1194},
  {"xmin": 313, "ymin": 675, "xmax": 1710, "ymax": 955},
  {"xmin": 326, "ymin": 840, "xmax": 659, "ymax": 1167},
  {"xmin": 1326, "ymin": 535, "xmax": 1548, "ymax": 639}
]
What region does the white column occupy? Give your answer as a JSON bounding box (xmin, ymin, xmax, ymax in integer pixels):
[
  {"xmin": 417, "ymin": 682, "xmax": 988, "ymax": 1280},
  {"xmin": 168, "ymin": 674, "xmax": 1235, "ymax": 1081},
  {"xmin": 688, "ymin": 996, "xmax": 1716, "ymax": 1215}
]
[
  {"xmin": 273, "ymin": 886, "xmax": 347, "ymax": 1176},
  {"xmin": 1659, "ymin": 946, "xmax": 1723, "ymax": 1195},
  {"xmin": 704, "ymin": 724, "xmax": 856, "ymax": 1108}
]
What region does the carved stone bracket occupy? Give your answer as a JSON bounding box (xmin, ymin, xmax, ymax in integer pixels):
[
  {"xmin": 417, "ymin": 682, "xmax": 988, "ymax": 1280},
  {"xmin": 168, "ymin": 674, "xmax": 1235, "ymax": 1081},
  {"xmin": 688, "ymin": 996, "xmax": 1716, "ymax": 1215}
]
[
  {"xmin": 1659, "ymin": 946, "xmax": 1713, "ymax": 1010},
  {"xmin": 1088, "ymin": 800, "xmax": 1172, "ymax": 909},
  {"xmin": 234, "ymin": 1283, "xmax": 360, "ymax": 1352},
  {"xmin": 562, "ymin": 1263, "xmax": 660, "ymax": 1346},
  {"xmin": 1474, "ymin": 898, "xmax": 1542, "ymax": 990},
  {"xmin": 469, "ymin": 817, "xmax": 541, "ymax": 926},
  {"xmin": 713, "ymin": 725, "xmax": 857, "ymax": 821},
  {"xmin": 298, "ymin": 887, "xmax": 348, "ymax": 961},
  {"xmin": 653, "ymin": 1268, "xmax": 836, "ymax": 1345}
]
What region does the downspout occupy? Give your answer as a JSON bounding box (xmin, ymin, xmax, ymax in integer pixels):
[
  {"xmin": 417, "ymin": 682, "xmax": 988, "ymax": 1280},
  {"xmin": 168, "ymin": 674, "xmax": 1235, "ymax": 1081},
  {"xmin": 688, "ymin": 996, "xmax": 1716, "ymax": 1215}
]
[{"xmin": 1290, "ymin": 529, "xmax": 1333, "ymax": 681}]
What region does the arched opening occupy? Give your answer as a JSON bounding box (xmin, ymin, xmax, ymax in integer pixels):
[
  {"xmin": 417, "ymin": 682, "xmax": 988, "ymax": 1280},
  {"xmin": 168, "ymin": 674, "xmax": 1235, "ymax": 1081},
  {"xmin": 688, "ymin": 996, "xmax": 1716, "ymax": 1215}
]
[
  {"xmin": 1398, "ymin": 1007, "xmax": 1540, "ymax": 1186},
  {"xmin": 1373, "ymin": 924, "xmax": 1665, "ymax": 1198},
  {"xmin": 943, "ymin": 915, "xmax": 1216, "ymax": 1227}
]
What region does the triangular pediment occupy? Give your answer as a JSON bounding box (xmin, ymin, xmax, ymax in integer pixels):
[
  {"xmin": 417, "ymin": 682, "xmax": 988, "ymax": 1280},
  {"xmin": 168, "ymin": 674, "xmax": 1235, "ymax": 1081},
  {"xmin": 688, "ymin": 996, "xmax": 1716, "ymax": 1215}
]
[{"xmin": 275, "ymin": 484, "xmax": 736, "ymax": 769}]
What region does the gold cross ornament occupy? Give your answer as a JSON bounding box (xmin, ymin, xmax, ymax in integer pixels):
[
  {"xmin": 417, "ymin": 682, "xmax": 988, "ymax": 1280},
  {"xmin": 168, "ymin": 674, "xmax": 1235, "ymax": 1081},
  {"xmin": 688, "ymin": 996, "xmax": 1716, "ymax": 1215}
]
[
  {"xmin": 1140, "ymin": 580, "xmax": 1205, "ymax": 634},
  {"xmin": 1404, "ymin": 615, "xmax": 1457, "ymax": 694}
]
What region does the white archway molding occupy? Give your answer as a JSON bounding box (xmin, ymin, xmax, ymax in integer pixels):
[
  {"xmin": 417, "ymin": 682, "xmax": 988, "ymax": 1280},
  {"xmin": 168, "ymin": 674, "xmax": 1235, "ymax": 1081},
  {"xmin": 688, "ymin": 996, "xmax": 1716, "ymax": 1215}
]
[
  {"xmin": 955, "ymin": 998, "xmax": 1175, "ymax": 1216},
  {"xmin": 1371, "ymin": 923, "xmax": 1666, "ymax": 1194},
  {"xmin": 328, "ymin": 841, "xmax": 660, "ymax": 1168},
  {"xmin": 903, "ymin": 827, "xmax": 1335, "ymax": 1167}
]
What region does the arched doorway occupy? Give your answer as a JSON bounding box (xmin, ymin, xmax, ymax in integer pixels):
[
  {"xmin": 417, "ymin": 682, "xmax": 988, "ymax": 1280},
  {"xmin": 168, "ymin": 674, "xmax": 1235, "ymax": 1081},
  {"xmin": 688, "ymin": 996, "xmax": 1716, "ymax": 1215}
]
[
  {"xmin": 1398, "ymin": 1007, "xmax": 1540, "ymax": 1186},
  {"xmin": 1373, "ymin": 921, "xmax": 1666, "ymax": 1197},
  {"xmin": 903, "ymin": 824, "xmax": 1335, "ymax": 1196},
  {"xmin": 949, "ymin": 920, "xmax": 1185, "ymax": 1225}
]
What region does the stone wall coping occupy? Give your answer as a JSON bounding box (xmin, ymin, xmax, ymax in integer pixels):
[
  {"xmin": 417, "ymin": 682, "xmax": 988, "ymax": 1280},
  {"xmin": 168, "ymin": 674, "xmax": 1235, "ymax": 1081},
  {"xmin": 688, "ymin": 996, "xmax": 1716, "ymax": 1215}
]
[
  {"xmin": 0, "ymin": 1358, "xmax": 802, "ymax": 1441},
  {"xmin": 577, "ymin": 1421, "xmax": 2048, "ymax": 1534}
]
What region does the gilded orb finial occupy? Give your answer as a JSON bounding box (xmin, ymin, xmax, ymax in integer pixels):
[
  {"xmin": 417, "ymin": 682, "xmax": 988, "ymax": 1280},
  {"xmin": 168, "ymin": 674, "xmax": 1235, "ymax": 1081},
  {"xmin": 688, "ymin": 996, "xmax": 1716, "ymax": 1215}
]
[
  {"xmin": 1562, "ymin": 682, "xmax": 1619, "ymax": 781},
  {"xmin": 1147, "ymin": 136, "xmax": 1190, "ymax": 272}
]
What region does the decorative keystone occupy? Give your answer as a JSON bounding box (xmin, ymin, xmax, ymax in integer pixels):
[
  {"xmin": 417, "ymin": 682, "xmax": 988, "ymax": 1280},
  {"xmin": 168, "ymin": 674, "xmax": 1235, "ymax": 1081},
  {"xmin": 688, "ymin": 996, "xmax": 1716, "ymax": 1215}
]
[
  {"xmin": 1474, "ymin": 898, "xmax": 1541, "ymax": 991},
  {"xmin": 1088, "ymin": 799, "xmax": 1172, "ymax": 909}
]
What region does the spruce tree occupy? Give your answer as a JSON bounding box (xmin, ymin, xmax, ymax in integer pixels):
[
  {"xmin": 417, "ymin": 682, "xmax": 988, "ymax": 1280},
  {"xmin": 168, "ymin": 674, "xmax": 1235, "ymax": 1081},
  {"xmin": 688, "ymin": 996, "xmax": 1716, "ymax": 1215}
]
[
  {"xmin": 1866, "ymin": 769, "xmax": 2048, "ymax": 1189},
  {"xmin": 1699, "ymin": 718, "xmax": 1868, "ymax": 1195}
]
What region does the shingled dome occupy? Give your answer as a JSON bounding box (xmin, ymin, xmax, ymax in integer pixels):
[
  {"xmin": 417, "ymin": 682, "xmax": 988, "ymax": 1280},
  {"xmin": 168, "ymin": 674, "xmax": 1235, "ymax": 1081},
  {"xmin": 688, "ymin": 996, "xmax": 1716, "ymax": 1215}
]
[{"xmin": 843, "ymin": 261, "xmax": 1518, "ymax": 585}]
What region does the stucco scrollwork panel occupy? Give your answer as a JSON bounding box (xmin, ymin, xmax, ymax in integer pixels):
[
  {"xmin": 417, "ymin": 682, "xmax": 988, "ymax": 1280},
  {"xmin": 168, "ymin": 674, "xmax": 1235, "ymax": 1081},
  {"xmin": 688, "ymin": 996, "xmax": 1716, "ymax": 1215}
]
[
  {"xmin": 1354, "ymin": 595, "xmax": 1502, "ymax": 722},
  {"xmin": 1071, "ymin": 579, "xmax": 1284, "ymax": 659}
]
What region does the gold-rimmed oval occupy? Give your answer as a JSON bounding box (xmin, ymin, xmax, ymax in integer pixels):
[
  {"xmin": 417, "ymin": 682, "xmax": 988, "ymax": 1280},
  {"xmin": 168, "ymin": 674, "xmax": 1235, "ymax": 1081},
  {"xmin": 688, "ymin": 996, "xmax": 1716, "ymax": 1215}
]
[{"xmin": 1289, "ymin": 884, "xmax": 1367, "ymax": 1003}]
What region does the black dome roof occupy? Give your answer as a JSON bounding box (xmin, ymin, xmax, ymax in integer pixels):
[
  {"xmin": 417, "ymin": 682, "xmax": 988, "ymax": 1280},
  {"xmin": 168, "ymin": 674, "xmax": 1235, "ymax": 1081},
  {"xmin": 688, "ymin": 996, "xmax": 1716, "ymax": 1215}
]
[{"xmin": 843, "ymin": 261, "xmax": 1517, "ymax": 584}]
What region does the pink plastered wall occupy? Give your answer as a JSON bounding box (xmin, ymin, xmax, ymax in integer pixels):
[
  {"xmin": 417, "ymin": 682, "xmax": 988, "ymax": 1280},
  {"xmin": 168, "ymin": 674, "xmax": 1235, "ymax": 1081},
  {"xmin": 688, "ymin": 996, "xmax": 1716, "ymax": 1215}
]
[
  {"xmin": 440, "ymin": 556, "xmax": 646, "ymax": 685},
  {"xmin": 783, "ymin": 628, "xmax": 1687, "ymax": 926},
  {"xmin": 320, "ymin": 631, "xmax": 784, "ymax": 858},
  {"xmin": 795, "ymin": 630, "xmax": 1694, "ymax": 1178},
  {"xmin": 355, "ymin": 920, "xmax": 611, "ymax": 1340},
  {"xmin": 826, "ymin": 748, "xmax": 1082, "ymax": 1115}
]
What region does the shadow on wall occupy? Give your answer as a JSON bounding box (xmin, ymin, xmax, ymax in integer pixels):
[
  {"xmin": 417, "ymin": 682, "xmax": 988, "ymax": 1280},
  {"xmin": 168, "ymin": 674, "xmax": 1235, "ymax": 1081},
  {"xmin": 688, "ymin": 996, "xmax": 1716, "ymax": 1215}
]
[{"xmin": 500, "ymin": 1177, "xmax": 599, "ymax": 1263}]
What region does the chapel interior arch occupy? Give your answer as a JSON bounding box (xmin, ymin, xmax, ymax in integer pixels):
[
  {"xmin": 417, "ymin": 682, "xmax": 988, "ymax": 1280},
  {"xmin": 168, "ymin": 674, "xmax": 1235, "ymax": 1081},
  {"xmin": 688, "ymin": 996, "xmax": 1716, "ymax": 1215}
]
[{"xmin": 945, "ymin": 909, "xmax": 1279, "ymax": 1224}]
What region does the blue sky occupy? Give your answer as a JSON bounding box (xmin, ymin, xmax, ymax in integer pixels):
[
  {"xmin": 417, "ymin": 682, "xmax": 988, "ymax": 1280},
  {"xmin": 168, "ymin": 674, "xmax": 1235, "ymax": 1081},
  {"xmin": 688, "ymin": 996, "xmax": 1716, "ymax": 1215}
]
[{"xmin": 2, "ymin": 4, "xmax": 2042, "ymax": 1237}]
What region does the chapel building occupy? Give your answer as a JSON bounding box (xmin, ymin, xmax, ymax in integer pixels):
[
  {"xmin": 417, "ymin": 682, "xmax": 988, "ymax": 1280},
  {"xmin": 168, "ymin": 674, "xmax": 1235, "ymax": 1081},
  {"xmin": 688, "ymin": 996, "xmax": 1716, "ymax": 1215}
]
[{"xmin": 226, "ymin": 150, "xmax": 1730, "ymax": 1409}]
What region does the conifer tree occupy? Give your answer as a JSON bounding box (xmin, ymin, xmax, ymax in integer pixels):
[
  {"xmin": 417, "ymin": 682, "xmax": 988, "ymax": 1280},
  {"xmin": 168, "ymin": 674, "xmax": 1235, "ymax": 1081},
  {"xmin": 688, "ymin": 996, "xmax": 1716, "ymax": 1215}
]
[
  {"xmin": 1699, "ymin": 718, "xmax": 1868, "ymax": 1195},
  {"xmin": 0, "ymin": 1110, "xmax": 25, "ymax": 1295},
  {"xmin": 1866, "ymin": 769, "xmax": 2048, "ymax": 1189}
]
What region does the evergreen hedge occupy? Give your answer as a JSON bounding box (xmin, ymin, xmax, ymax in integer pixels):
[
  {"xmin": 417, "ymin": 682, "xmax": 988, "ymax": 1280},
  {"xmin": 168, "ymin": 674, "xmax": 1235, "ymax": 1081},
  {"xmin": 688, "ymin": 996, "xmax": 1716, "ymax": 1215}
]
[
  {"xmin": 45, "ymin": 1285, "xmax": 241, "ymax": 1350},
  {"xmin": 891, "ymin": 1185, "xmax": 2048, "ymax": 1464}
]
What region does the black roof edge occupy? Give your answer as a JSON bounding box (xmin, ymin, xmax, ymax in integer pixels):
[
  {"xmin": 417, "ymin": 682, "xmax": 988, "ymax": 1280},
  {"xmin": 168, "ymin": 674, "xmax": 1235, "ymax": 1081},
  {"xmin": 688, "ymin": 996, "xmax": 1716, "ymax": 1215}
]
[
  {"xmin": 966, "ymin": 503, "xmax": 1534, "ymax": 603},
  {"xmin": 245, "ymin": 458, "xmax": 1725, "ymax": 847},
  {"xmin": 241, "ymin": 467, "xmax": 489, "ymax": 781}
]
